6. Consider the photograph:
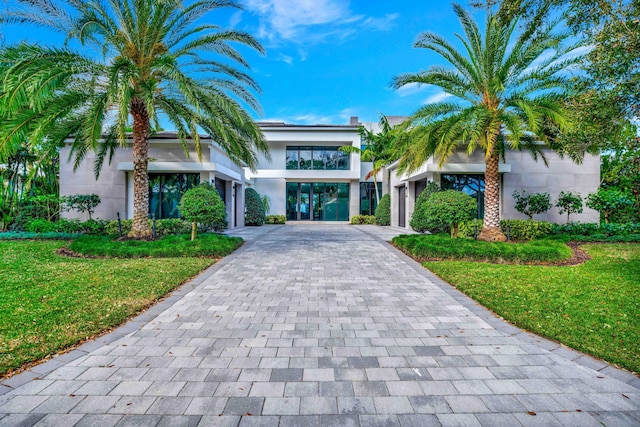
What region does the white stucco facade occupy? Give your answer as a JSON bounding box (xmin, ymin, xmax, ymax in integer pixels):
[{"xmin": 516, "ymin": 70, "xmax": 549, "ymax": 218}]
[{"xmin": 59, "ymin": 117, "xmax": 601, "ymax": 229}]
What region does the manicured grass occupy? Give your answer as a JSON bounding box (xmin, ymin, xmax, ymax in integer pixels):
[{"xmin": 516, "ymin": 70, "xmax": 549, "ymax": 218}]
[
  {"xmin": 67, "ymin": 233, "xmax": 243, "ymax": 258},
  {"xmin": 0, "ymin": 240, "xmax": 215, "ymax": 377},
  {"xmin": 423, "ymin": 243, "xmax": 640, "ymax": 373},
  {"xmin": 393, "ymin": 234, "xmax": 572, "ymax": 264}
]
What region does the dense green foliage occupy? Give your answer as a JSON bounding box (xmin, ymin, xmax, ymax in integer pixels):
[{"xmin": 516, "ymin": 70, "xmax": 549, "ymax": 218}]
[
  {"xmin": 265, "ymin": 215, "xmax": 286, "ymax": 224},
  {"xmin": 425, "ymin": 243, "xmax": 640, "ymax": 373},
  {"xmin": 393, "ymin": 233, "xmax": 571, "ymax": 263},
  {"xmin": 245, "ymin": 188, "xmax": 266, "ymax": 226},
  {"xmin": 104, "ymin": 219, "xmax": 190, "ymax": 237},
  {"xmin": 512, "ymin": 190, "xmax": 551, "ymax": 219},
  {"xmin": 410, "ymin": 182, "xmax": 442, "ymax": 232},
  {"xmin": 24, "ymin": 218, "xmax": 108, "ymax": 235},
  {"xmin": 411, "ymin": 190, "xmax": 476, "ymax": 237},
  {"xmin": 179, "ymin": 184, "xmax": 227, "ymax": 239},
  {"xmin": 61, "ymin": 194, "xmax": 101, "ymax": 221},
  {"xmin": 350, "ymin": 215, "xmax": 376, "ymax": 225},
  {"xmin": 586, "ymin": 188, "xmax": 634, "ymax": 223},
  {"xmin": 0, "ymin": 240, "xmax": 213, "ymax": 376},
  {"xmin": 555, "ymin": 191, "xmax": 583, "ymax": 223},
  {"xmin": 68, "ymin": 234, "xmax": 242, "ymax": 258},
  {"xmin": 459, "ymin": 219, "xmax": 554, "ymax": 241},
  {"xmin": 374, "ymin": 194, "xmax": 391, "ymax": 226}
]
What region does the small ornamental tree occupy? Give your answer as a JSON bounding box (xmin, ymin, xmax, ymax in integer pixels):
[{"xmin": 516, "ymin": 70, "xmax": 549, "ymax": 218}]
[
  {"xmin": 375, "ymin": 194, "xmax": 391, "ymax": 226},
  {"xmin": 410, "ymin": 182, "xmax": 442, "ymax": 233},
  {"xmin": 416, "ymin": 190, "xmax": 477, "ymax": 238},
  {"xmin": 62, "ymin": 194, "xmax": 101, "ymax": 220},
  {"xmin": 556, "ymin": 191, "xmax": 583, "ymax": 223},
  {"xmin": 586, "ymin": 188, "xmax": 634, "ymax": 223},
  {"xmin": 245, "ymin": 188, "xmax": 265, "ymax": 226},
  {"xmin": 179, "ymin": 184, "xmax": 227, "ymax": 240},
  {"xmin": 512, "ymin": 190, "xmax": 551, "ymax": 219}
]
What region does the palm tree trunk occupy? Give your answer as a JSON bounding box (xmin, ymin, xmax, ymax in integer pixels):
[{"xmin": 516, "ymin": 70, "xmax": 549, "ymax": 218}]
[
  {"xmin": 128, "ymin": 98, "xmax": 152, "ymax": 239},
  {"xmin": 478, "ymin": 147, "xmax": 506, "ymax": 242}
]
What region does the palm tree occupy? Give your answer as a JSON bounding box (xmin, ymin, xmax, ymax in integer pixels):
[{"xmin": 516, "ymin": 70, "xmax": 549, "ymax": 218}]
[
  {"xmin": 392, "ymin": 2, "xmax": 582, "ymax": 241},
  {"xmin": 340, "ymin": 115, "xmax": 396, "ymax": 204},
  {"xmin": 0, "ymin": 0, "xmax": 269, "ymax": 238}
]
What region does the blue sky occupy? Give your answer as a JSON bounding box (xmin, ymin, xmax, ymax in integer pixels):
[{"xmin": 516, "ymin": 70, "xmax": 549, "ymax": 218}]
[{"xmin": 1, "ymin": 1, "xmax": 479, "ymax": 126}]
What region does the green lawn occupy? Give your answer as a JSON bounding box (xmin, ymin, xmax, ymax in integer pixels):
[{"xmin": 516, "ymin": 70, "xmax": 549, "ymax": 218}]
[
  {"xmin": 423, "ymin": 243, "xmax": 640, "ymax": 373},
  {"xmin": 0, "ymin": 240, "xmax": 215, "ymax": 377}
]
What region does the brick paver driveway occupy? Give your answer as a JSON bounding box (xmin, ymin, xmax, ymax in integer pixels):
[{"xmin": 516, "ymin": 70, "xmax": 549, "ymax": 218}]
[{"xmin": 1, "ymin": 224, "xmax": 639, "ymax": 426}]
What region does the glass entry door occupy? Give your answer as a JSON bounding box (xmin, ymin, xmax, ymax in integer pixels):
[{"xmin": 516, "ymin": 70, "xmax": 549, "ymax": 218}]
[{"xmin": 286, "ymin": 182, "xmax": 349, "ymax": 221}]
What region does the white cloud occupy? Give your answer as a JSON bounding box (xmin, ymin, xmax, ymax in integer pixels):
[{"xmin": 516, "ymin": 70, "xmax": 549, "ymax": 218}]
[
  {"xmin": 244, "ymin": 0, "xmax": 397, "ymax": 47},
  {"xmin": 396, "ymin": 82, "xmax": 430, "ymax": 97},
  {"xmin": 423, "ymin": 91, "xmax": 452, "ymax": 104}
]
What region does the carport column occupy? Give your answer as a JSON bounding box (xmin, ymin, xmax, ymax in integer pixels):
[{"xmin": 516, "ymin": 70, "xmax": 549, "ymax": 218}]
[
  {"xmin": 224, "ymin": 180, "xmax": 234, "ymax": 228},
  {"xmin": 349, "ymin": 180, "xmax": 360, "ymax": 221},
  {"xmin": 234, "ymin": 182, "xmax": 245, "ymax": 228}
]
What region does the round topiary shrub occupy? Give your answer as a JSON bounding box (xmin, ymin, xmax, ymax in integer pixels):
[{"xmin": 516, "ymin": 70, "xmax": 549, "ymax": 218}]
[
  {"xmin": 375, "ymin": 194, "xmax": 391, "ymax": 226},
  {"xmin": 179, "ymin": 184, "xmax": 227, "ymax": 240},
  {"xmin": 245, "ymin": 188, "xmax": 266, "ymax": 226},
  {"xmin": 411, "ymin": 190, "xmax": 477, "ymax": 237},
  {"xmin": 410, "ymin": 182, "xmax": 442, "ymax": 233}
]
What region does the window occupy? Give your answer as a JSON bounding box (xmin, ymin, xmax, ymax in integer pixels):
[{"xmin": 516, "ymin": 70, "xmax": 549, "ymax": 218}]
[
  {"xmin": 441, "ymin": 174, "xmax": 485, "ymax": 218},
  {"xmin": 359, "ymin": 182, "xmax": 382, "ymax": 215},
  {"xmin": 149, "ymin": 173, "xmax": 200, "ymax": 219},
  {"xmin": 286, "ymin": 146, "xmax": 349, "ymax": 170}
]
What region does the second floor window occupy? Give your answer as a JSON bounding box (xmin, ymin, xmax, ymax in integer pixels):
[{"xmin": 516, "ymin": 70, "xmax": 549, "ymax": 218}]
[{"xmin": 286, "ymin": 146, "xmax": 350, "ymax": 170}]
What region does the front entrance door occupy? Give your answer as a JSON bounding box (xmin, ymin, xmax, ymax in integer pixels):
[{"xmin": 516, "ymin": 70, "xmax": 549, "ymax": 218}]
[
  {"xmin": 286, "ymin": 182, "xmax": 349, "ymax": 221},
  {"xmin": 398, "ymin": 186, "xmax": 406, "ymax": 228}
]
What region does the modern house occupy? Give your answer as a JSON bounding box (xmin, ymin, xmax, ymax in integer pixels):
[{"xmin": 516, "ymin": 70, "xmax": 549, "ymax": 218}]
[
  {"xmin": 59, "ymin": 133, "xmax": 248, "ymax": 228},
  {"xmin": 60, "ymin": 116, "xmax": 601, "ymax": 228}
]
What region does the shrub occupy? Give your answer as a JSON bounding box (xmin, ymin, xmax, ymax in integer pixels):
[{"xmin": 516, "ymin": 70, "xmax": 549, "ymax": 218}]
[
  {"xmin": 410, "ymin": 182, "xmax": 443, "ymax": 233},
  {"xmin": 24, "ymin": 219, "xmax": 57, "ymax": 233},
  {"xmin": 555, "ymin": 191, "xmax": 583, "ymax": 223},
  {"xmin": 61, "ymin": 194, "xmax": 101, "ymax": 220},
  {"xmin": 586, "ymin": 188, "xmax": 634, "ymax": 223},
  {"xmin": 411, "ymin": 190, "xmax": 476, "ymax": 237},
  {"xmin": 104, "ymin": 219, "xmax": 190, "ymax": 237},
  {"xmin": 350, "ymin": 215, "xmax": 376, "ymax": 225},
  {"xmin": 551, "ymin": 222, "xmax": 640, "ymax": 241},
  {"xmin": 179, "ymin": 184, "xmax": 227, "ymax": 240},
  {"xmin": 500, "ymin": 219, "xmax": 553, "ymax": 241},
  {"xmin": 265, "ymin": 214, "xmax": 286, "ymax": 224},
  {"xmin": 459, "ymin": 219, "xmax": 553, "ymax": 241},
  {"xmin": 245, "ymin": 188, "xmax": 265, "ymax": 226},
  {"xmin": 392, "ymin": 234, "xmax": 572, "ymax": 264},
  {"xmin": 375, "ymin": 194, "xmax": 391, "ymax": 226},
  {"xmin": 512, "ymin": 190, "xmax": 551, "ymax": 219}
]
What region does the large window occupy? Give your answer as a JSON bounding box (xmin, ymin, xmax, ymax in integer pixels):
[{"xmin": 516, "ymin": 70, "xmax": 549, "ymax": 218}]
[
  {"xmin": 359, "ymin": 182, "xmax": 382, "ymax": 215},
  {"xmin": 149, "ymin": 173, "xmax": 200, "ymax": 219},
  {"xmin": 286, "ymin": 146, "xmax": 349, "ymax": 170},
  {"xmin": 286, "ymin": 182, "xmax": 349, "ymax": 221},
  {"xmin": 441, "ymin": 174, "xmax": 485, "ymax": 218}
]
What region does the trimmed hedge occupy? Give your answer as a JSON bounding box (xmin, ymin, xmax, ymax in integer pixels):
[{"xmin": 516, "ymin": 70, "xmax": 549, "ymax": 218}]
[
  {"xmin": 392, "ymin": 233, "xmax": 572, "ymax": 264},
  {"xmin": 0, "ymin": 231, "xmax": 80, "ymax": 240},
  {"xmin": 458, "ymin": 219, "xmax": 553, "ymax": 241},
  {"xmin": 24, "ymin": 218, "xmax": 108, "ymax": 235},
  {"xmin": 245, "ymin": 188, "xmax": 266, "ymax": 226},
  {"xmin": 104, "ymin": 219, "xmax": 190, "ymax": 237},
  {"xmin": 350, "ymin": 215, "xmax": 376, "ymax": 225},
  {"xmin": 265, "ymin": 215, "xmax": 286, "ymax": 224},
  {"xmin": 375, "ymin": 194, "xmax": 391, "ymax": 226}
]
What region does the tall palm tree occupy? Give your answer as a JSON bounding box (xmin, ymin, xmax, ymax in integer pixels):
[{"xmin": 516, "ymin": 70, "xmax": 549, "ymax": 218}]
[
  {"xmin": 340, "ymin": 115, "xmax": 396, "ymax": 204},
  {"xmin": 0, "ymin": 0, "xmax": 269, "ymax": 238},
  {"xmin": 392, "ymin": 2, "xmax": 582, "ymax": 241}
]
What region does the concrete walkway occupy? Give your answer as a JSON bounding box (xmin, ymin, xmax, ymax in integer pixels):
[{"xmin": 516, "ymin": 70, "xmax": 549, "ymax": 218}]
[{"xmin": 1, "ymin": 224, "xmax": 639, "ymax": 426}]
